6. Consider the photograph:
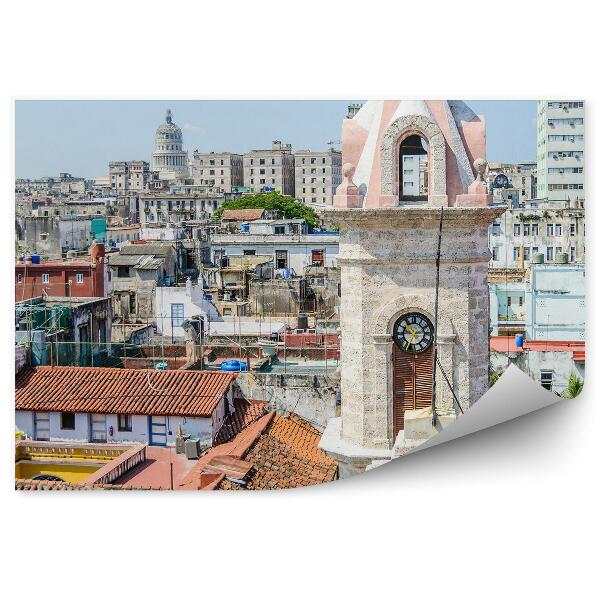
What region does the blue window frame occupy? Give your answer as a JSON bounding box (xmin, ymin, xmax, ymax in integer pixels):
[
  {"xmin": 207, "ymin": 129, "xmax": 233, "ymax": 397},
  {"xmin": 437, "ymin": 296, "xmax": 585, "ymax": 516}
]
[{"xmin": 171, "ymin": 303, "xmax": 184, "ymax": 327}]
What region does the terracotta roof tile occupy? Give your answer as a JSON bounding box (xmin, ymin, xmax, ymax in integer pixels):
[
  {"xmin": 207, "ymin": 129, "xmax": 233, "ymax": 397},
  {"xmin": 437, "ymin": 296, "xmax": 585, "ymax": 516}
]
[
  {"xmin": 223, "ymin": 414, "xmax": 337, "ymax": 490},
  {"xmin": 186, "ymin": 412, "xmax": 337, "ymax": 491},
  {"xmin": 221, "ymin": 209, "xmax": 265, "ymax": 221},
  {"xmin": 214, "ymin": 398, "xmax": 269, "ymax": 445},
  {"xmin": 15, "ymin": 366, "xmax": 235, "ymax": 418}
]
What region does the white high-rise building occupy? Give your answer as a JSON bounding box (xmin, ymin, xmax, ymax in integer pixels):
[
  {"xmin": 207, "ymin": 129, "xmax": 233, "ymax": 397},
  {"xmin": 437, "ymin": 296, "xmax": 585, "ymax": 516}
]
[
  {"xmin": 536, "ymin": 101, "xmax": 584, "ymax": 203},
  {"xmin": 152, "ymin": 109, "xmax": 189, "ymax": 180}
]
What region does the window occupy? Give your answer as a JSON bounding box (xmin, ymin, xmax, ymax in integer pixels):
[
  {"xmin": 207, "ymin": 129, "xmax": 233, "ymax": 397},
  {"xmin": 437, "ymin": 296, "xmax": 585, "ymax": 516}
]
[
  {"xmin": 61, "ymin": 412, "xmax": 75, "ymax": 430},
  {"xmin": 117, "ymin": 266, "xmax": 130, "ymax": 278},
  {"xmin": 523, "ymin": 247, "xmax": 530, "ymax": 261},
  {"xmin": 555, "ymin": 224, "xmax": 562, "ymax": 236},
  {"xmin": 492, "ymin": 246, "xmax": 498, "ymax": 261},
  {"xmin": 76, "ymin": 273, "xmax": 84, "ymax": 284},
  {"xmin": 243, "ymin": 249, "xmax": 256, "ymax": 256},
  {"xmin": 275, "ymin": 250, "xmax": 288, "ymax": 269},
  {"xmin": 170, "ymin": 303, "xmax": 184, "ymax": 327},
  {"xmin": 514, "ymin": 224, "xmax": 521, "ymax": 236},
  {"xmin": 42, "ymin": 273, "xmax": 49, "ymax": 284},
  {"xmin": 518, "ymin": 296, "xmax": 524, "ymax": 307},
  {"xmin": 507, "ymin": 296, "xmax": 512, "ymax": 307},
  {"xmin": 274, "ymin": 226, "xmax": 285, "ymax": 234},
  {"xmin": 17, "ymin": 273, "xmax": 23, "ymax": 284},
  {"xmin": 491, "ymin": 222, "xmax": 501, "ymax": 236},
  {"xmin": 547, "ymin": 247, "xmax": 554, "ymax": 262},
  {"xmin": 540, "ymin": 371, "xmax": 553, "ymax": 391},
  {"xmin": 570, "ymin": 246, "xmax": 576, "ymax": 262},
  {"xmin": 524, "ymin": 223, "xmax": 530, "ymax": 236},
  {"xmin": 223, "ymin": 307, "xmax": 232, "ymax": 316},
  {"xmin": 570, "ymin": 223, "xmax": 576, "ymax": 236},
  {"xmin": 118, "ymin": 414, "xmax": 132, "ymax": 432},
  {"xmin": 532, "ymin": 223, "xmax": 539, "ymax": 236},
  {"xmin": 547, "ymin": 224, "xmax": 554, "ymax": 236}
]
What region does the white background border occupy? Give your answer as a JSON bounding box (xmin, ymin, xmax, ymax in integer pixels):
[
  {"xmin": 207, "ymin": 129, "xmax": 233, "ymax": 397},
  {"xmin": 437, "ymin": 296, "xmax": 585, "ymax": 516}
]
[{"xmin": 1, "ymin": 1, "xmax": 598, "ymax": 599}]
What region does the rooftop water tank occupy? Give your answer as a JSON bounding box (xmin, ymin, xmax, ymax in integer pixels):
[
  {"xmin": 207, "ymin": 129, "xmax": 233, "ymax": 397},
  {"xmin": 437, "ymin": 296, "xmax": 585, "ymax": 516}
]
[
  {"xmin": 31, "ymin": 254, "xmax": 41, "ymax": 264},
  {"xmin": 555, "ymin": 252, "xmax": 568, "ymax": 264},
  {"xmin": 532, "ymin": 253, "xmax": 544, "ymax": 264},
  {"xmin": 220, "ymin": 359, "xmax": 248, "ymax": 372}
]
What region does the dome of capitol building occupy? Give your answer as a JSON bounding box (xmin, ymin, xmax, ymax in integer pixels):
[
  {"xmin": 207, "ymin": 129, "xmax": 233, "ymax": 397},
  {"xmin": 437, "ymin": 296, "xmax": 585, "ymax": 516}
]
[{"xmin": 152, "ymin": 109, "xmax": 188, "ymax": 176}]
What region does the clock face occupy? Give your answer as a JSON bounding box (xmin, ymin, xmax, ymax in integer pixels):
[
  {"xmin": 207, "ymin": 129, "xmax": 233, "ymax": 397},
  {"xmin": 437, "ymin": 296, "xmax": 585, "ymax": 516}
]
[
  {"xmin": 494, "ymin": 174, "xmax": 509, "ymax": 188},
  {"xmin": 393, "ymin": 312, "xmax": 434, "ymax": 354}
]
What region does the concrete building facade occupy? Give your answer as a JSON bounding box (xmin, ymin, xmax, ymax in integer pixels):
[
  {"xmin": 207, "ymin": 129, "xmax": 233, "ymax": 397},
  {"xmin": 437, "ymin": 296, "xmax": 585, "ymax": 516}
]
[
  {"xmin": 294, "ymin": 149, "xmax": 342, "ymax": 206},
  {"xmin": 488, "ymin": 198, "xmax": 585, "ymax": 269},
  {"xmin": 191, "ymin": 152, "xmax": 243, "ymax": 193},
  {"xmin": 210, "ymin": 226, "xmax": 339, "ymax": 275},
  {"xmin": 109, "ymin": 161, "xmax": 152, "ymax": 192},
  {"xmin": 537, "ymin": 101, "xmax": 584, "ymax": 202},
  {"xmin": 243, "ymin": 141, "xmax": 295, "ymax": 195}
]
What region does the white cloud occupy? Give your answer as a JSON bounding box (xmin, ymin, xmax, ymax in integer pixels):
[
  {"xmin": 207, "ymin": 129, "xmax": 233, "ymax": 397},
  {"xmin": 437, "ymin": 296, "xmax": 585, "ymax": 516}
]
[{"xmin": 182, "ymin": 122, "xmax": 206, "ymax": 134}]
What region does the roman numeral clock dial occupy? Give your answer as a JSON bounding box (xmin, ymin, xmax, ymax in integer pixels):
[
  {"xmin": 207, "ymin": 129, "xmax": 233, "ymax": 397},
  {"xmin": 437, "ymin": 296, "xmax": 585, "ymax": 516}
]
[{"xmin": 392, "ymin": 312, "xmax": 434, "ymax": 354}]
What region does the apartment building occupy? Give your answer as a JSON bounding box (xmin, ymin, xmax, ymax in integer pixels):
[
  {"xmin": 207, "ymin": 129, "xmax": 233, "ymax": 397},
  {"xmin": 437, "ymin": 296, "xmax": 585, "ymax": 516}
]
[
  {"xmin": 537, "ymin": 101, "xmax": 584, "ymax": 202},
  {"xmin": 139, "ymin": 195, "xmax": 224, "ymax": 224},
  {"xmin": 191, "ymin": 152, "xmax": 243, "ymax": 193},
  {"xmin": 294, "ymin": 149, "xmax": 342, "ymax": 206},
  {"xmin": 488, "ymin": 199, "xmax": 585, "ymax": 269},
  {"xmin": 108, "ymin": 161, "xmax": 152, "ymax": 192},
  {"xmin": 243, "ymin": 141, "xmax": 295, "ymax": 195}
]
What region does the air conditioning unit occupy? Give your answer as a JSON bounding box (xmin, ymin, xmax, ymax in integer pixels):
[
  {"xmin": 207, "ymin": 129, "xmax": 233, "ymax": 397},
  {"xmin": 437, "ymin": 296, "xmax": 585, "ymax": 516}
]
[{"xmin": 184, "ymin": 438, "xmax": 201, "ymax": 459}]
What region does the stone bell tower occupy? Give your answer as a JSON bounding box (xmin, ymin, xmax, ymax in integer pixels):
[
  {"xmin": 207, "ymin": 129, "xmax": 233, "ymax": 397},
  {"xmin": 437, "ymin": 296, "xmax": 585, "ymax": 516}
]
[{"xmin": 319, "ymin": 100, "xmax": 505, "ymax": 477}]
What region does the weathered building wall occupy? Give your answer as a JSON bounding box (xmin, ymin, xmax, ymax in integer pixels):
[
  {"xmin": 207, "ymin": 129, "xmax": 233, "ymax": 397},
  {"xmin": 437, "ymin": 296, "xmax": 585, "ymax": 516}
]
[
  {"xmin": 236, "ymin": 371, "xmax": 339, "ymax": 430},
  {"xmin": 248, "ymin": 278, "xmax": 304, "ymax": 315}
]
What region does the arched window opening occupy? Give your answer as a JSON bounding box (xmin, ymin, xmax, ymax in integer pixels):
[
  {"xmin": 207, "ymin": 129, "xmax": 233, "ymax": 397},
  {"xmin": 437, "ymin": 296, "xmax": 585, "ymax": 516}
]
[{"xmin": 399, "ymin": 134, "xmax": 429, "ymax": 202}]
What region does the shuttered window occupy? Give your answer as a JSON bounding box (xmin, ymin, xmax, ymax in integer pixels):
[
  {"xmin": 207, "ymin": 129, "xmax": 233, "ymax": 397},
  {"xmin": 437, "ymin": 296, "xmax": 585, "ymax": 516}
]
[{"xmin": 392, "ymin": 344, "xmax": 433, "ymax": 438}]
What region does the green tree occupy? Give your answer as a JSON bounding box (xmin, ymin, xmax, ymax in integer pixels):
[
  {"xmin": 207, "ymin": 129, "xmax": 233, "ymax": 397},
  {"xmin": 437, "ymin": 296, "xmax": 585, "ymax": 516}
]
[
  {"xmin": 212, "ymin": 191, "xmax": 319, "ymax": 229},
  {"xmin": 562, "ymin": 373, "xmax": 584, "ymax": 398},
  {"xmin": 489, "ymin": 367, "xmax": 503, "ymax": 386}
]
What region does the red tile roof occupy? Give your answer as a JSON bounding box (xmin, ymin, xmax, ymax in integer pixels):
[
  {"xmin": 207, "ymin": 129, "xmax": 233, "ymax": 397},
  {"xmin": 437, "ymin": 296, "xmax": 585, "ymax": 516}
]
[
  {"xmin": 181, "ymin": 410, "xmax": 337, "ymax": 490},
  {"xmin": 490, "ymin": 336, "xmax": 585, "ymax": 355},
  {"xmin": 214, "ymin": 398, "xmax": 269, "ymax": 445},
  {"xmin": 15, "ymin": 366, "xmax": 235, "ymax": 418},
  {"xmin": 221, "ymin": 208, "xmax": 265, "ymax": 221},
  {"xmin": 219, "ymin": 414, "xmax": 337, "ymax": 490}
]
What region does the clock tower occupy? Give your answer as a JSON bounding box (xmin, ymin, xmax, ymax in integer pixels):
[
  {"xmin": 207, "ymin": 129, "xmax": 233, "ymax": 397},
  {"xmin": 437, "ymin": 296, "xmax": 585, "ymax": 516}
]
[{"xmin": 319, "ymin": 100, "xmax": 505, "ymax": 476}]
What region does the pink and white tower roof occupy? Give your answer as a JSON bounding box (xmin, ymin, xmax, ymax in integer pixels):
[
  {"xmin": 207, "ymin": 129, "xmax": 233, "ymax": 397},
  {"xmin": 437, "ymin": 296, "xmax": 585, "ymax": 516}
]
[{"xmin": 334, "ymin": 100, "xmax": 490, "ymax": 208}]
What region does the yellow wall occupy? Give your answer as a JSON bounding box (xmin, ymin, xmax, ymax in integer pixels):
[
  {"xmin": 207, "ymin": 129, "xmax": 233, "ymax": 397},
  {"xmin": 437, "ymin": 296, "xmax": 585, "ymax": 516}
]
[{"xmin": 15, "ymin": 460, "xmax": 103, "ymax": 483}]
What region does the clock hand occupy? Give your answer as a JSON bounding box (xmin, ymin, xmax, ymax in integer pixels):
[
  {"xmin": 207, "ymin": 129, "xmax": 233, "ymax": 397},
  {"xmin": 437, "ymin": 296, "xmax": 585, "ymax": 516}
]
[{"xmin": 408, "ymin": 330, "xmax": 416, "ymax": 347}]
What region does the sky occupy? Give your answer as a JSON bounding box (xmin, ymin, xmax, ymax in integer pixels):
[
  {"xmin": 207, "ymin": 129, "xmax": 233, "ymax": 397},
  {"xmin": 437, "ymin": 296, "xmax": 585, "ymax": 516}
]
[{"xmin": 15, "ymin": 100, "xmax": 537, "ymax": 179}]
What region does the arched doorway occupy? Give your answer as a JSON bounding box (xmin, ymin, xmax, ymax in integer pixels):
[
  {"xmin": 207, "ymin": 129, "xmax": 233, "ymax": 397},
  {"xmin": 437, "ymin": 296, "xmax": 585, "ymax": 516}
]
[
  {"xmin": 398, "ymin": 134, "xmax": 429, "ymax": 202},
  {"xmin": 391, "ymin": 312, "xmax": 434, "ymax": 438}
]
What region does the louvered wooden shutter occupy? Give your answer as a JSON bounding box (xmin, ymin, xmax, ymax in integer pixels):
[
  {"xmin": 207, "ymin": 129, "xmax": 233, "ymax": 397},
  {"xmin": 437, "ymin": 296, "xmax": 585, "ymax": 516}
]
[{"xmin": 392, "ymin": 344, "xmax": 434, "ymax": 438}]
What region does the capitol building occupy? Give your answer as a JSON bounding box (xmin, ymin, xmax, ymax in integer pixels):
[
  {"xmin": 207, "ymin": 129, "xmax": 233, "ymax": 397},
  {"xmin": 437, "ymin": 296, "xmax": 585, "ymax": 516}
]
[{"xmin": 152, "ymin": 109, "xmax": 189, "ymax": 180}]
